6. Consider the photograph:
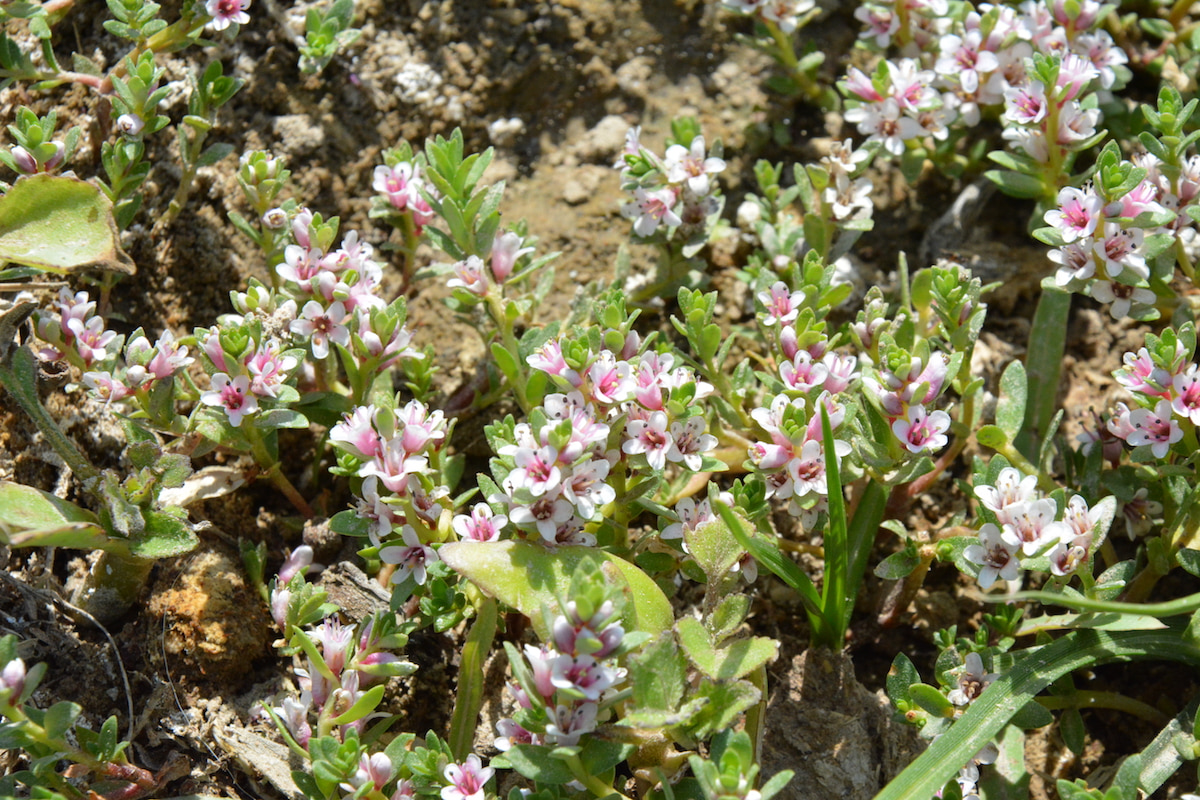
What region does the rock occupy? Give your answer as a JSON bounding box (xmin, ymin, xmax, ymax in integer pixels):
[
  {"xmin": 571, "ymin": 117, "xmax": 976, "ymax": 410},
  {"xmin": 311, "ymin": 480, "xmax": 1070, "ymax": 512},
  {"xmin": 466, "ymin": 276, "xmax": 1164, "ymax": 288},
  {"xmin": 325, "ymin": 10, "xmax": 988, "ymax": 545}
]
[
  {"xmin": 573, "ymin": 114, "xmax": 630, "ymax": 163},
  {"xmin": 759, "ymin": 649, "xmax": 925, "ymax": 800},
  {"xmin": 562, "ymin": 180, "xmax": 589, "ymax": 205},
  {"xmin": 271, "ymin": 114, "xmax": 326, "ymax": 157}
]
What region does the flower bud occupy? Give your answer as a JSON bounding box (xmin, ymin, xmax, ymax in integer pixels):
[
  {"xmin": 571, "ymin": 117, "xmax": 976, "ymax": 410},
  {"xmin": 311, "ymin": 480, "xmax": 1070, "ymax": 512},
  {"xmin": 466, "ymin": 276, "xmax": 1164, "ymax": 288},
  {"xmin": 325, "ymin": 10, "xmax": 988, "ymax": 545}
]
[
  {"xmin": 43, "ymin": 141, "xmax": 65, "ymax": 171},
  {"xmin": 10, "ymin": 145, "xmax": 37, "ymax": 175},
  {"xmin": 262, "ymin": 207, "xmax": 288, "ymax": 229},
  {"xmin": 0, "ymin": 658, "xmax": 26, "ymax": 700},
  {"xmin": 117, "ymin": 113, "xmax": 145, "ymax": 137}
]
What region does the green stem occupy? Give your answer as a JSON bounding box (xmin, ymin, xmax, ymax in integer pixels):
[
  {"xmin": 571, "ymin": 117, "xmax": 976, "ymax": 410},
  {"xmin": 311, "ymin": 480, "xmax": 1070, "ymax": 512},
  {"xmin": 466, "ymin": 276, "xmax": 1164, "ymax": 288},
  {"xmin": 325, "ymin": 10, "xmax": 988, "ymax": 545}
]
[
  {"xmin": 244, "ymin": 425, "xmax": 314, "ymax": 517},
  {"xmin": 448, "ymin": 597, "xmax": 497, "ymax": 760},
  {"xmin": 1037, "ymin": 690, "xmax": 1169, "ymax": 726},
  {"xmin": 876, "ymin": 628, "xmax": 1200, "ymax": 800},
  {"xmin": 72, "ymin": 550, "xmax": 154, "ymax": 624},
  {"xmin": 993, "ymin": 588, "xmax": 1200, "ymax": 618}
]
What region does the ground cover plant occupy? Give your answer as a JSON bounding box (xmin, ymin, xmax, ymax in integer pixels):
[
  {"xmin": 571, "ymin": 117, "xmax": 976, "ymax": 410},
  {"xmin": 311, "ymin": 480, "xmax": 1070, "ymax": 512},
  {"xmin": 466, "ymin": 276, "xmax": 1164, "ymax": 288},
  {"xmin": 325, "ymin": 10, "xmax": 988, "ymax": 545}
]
[{"xmin": 3, "ymin": 1, "xmax": 1200, "ymax": 799}]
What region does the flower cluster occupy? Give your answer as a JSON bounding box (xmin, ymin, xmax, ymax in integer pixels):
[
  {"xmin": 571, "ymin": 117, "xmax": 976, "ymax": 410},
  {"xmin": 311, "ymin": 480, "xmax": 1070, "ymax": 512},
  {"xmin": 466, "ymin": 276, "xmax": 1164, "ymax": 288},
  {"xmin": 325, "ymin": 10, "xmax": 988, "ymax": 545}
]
[
  {"xmin": 268, "ymin": 608, "xmax": 415, "ymax": 749},
  {"xmin": 372, "ymin": 158, "xmax": 436, "ymax": 233},
  {"xmin": 617, "ymin": 127, "xmax": 726, "ymax": 243},
  {"xmin": 721, "ymin": 0, "xmax": 814, "ymax": 35},
  {"xmin": 443, "ymin": 230, "xmax": 535, "ymax": 301},
  {"xmin": 486, "ymin": 339, "xmax": 719, "ymax": 545},
  {"xmin": 864, "ymin": 352, "xmax": 953, "ymax": 455},
  {"xmin": 33, "ymin": 288, "xmax": 196, "ymax": 409},
  {"xmin": 844, "ymin": 0, "xmax": 1129, "ymax": 157},
  {"xmin": 1044, "ymin": 151, "xmax": 1199, "ymax": 319},
  {"xmin": 495, "ymin": 599, "xmax": 627, "ymax": 750},
  {"xmin": 1104, "ymin": 332, "xmax": 1198, "ymax": 461},
  {"xmin": 331, "ymin": 400, "xmax": 450, "ymax": 581},
  {"xmin": 964, "ymin": 467, "xmax": 1102, "ymax": 587}
]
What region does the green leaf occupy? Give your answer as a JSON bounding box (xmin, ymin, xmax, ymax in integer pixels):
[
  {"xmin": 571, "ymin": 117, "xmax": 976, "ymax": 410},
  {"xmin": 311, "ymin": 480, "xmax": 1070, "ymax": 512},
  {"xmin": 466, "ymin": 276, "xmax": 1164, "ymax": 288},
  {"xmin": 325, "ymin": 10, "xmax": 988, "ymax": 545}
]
[
  {"xmin": 676, "ymin": 617, "xmax": 778, "ymax": 681},
  {"xmin": 626, "ymin": 631, "xmax": 688, "ymax": 713},
  {"xmin": 1009, "ymin": 698, "xmax": 1053, "ymax": 729},
  {"xmin": 0, "ymin": 481, "xmax": 101, "ymax": 538},
  {"xmin": 686, "ymin": 678, "xmax": 760, "ymax": 738},
  {"xmin": 505, "ymin": 745, "xmax": 575, "ymax": 784},
  {"xmin": 439, "ymin": 541, "xmax": 673, "ymax": 638},
  {"xmin": 876, "ymin": 629, "xmax": 1200, "ymax": 800},
  {"xmin": 1060, "ymin": 707, "xmax": 1086, "ymax": 755},
  {"xmin": 43, "ymin": 701, "xmax": 81, "ymax": 740},
  {"xmin": 996, "ymin": 360, "xmax": 1028, "ymax": 439},
  {"xmin": 976, "ymin": 424, "xmax": 1008, "ymax": 450},
  {"xmin": 719, "ymin": 501, "xmax": 822, "ymax": 622},
  {"xmin": 985, "ymin": 169, "xmax": 1046, "ymax": 199},
  {"xmin": 581, "ymin": 738, "xmax": 635, "ymax": 775},
  {"xmin": 887, "ymin": 653, "xmax": 920, "ymax": 707},
  {"xmin": 127, "ymin": 509, "xmax": 198, "ymax": 559},
  {"xmin": 257, "ymin": 408, "xmax": 310, "ymax": 429},
  {"xmin": 875, "ymin": 547, "xmax": 922, "ymax": 580},
  {"xmin": 909, "ymin": 683, "xmax": 954, "ymax": 717},
  {"xmin": 0, "ymin": 175, "xmax": 134, "ymax": 274}
]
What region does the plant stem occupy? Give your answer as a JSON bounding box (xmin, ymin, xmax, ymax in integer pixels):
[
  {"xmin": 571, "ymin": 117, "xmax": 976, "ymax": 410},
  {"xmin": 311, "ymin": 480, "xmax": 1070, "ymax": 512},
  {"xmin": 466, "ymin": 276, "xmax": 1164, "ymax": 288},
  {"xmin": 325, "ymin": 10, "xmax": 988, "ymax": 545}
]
[{"xmin": 1037, "ymin": 690, "xmax": 1169, "ymax": 726}]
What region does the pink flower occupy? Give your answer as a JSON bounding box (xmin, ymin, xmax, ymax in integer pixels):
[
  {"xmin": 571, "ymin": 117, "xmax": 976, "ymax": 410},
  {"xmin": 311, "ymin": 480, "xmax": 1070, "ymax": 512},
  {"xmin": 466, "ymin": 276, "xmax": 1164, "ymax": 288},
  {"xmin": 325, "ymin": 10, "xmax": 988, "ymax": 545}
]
[
  {"xmin": 1172, "ymin": 366, "xmax": 1200, "ymax": 425},
  {"xmin": 246, "ymin": 341, "xmax": 297, "ymax": 397},
  {"xmin": 441, "ymin": 755, "xmax": 494, "ymax": 800},
  {"xmin": 1050, "ymin": 241, "xmax": 1096, "ymax": 287},
  {"xmin": 395, "ymin": 400, "xmax": 446, "ymax": 454},
  {"xmin": 83, "ymin": 371, "xmax": 135, "ymax": 404},
  {"xmin": 509, "ymin": 445, "xmax": 563, "ymax": 498},
  {"xmin": 312, "ymin": 618, "xmax": 355, "ymax": 676},
  {"xmin": 380, "ymin": 526, "xmax": 438, "ymax": 586},
  {"xmin": 373, "ymin": 162, "xmax": 417, "ymax": 210},
  {"xmin": 490, "ymin": 231, "xmax": 533, "ymax": 283},
  {"xmin": 891, "ymin": 405, "xmax": 951, "ymax": 453},
  {"xmin": 453, "ymin": 503, "xmax": 508, "ymax": 542},
  {"xmin": 1055, "ymin": 54, "xmax": 1097, "ymax": 102},
  {"xmin": 331, "ymin": 405, "xmax": 384, "ymax": 460},
  {"xmin": 622, "ymin": 187, "xmax": 681, "ymax": 237},
  {"xmin": 1092, "ymin": 224, "xmax": 1147, "ymax": 280},
  {"xmin": 667, "ymin": 416, "xmax": 718, "ymax": 471},
  {"xmin": 527, "ymin": 340, "xmax": 582, "ymax": 386},
  {"xmin": 1044, "ymin": 186, "xmax": 1103, "ymax": 243},
  {"xmin": 975, "ymin": 467, "xmax": 1038, "ymax": 524},
  {"xmin": 1006, "ymin": 498, "xmax": 1068, "ymax": 556},
  {"xmin": 290, "ymin": 300, "xmax": 350, "ymax": 359},
  {"xmin": 205, "ymin": 0, "xmax": 250, "ymax": 30},
  {"xmin": 447, "ymin": 255, "xmax": 489, "ymax": 296},
  {"xmin": 201, "ymin": 373, "xmax": 258, "ymax": 427},
  {"xmin": 1089, "ymin": 279, "xmax": 1156, "ymax": 319},
  {"xmin": 623, "ymin": 410, "xmax": 673, "ymax": 470},
  {"xmin": 843, "ymin": 66, "xmax": 884, "ymax": 102},
  {"xmin": 1, "ymin": 657, "xmax": 26, "ymax": 698},
  {"xmin": 758, "ymin": 281, "xmax": 805, "ymax": 326},
  {"xmin": 1003, "ymin": 81, "xmax": 1048, "ymax": 125},
  {"xmin": 1125, "ymin": 399, "xmax": 1183, "ymax": 458},
  {"xmin": 963, "ymin": 523, "xmax": 1021, "ymax": 589},
  {"xmin": 663, "ymin": 135, "xmax": 726, "ymax": 196}
]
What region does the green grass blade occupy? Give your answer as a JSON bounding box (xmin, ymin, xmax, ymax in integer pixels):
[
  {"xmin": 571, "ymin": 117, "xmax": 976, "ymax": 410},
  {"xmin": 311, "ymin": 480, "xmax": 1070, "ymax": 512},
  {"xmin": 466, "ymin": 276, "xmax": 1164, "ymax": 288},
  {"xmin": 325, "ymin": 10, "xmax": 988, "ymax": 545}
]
[
  {"xmin": 819, "ymin": 404, "xmax": 848, "ymax": 648},
  {"xmin": 875, "ymin": 627, "xmax": 1200, "ymax": 800}
]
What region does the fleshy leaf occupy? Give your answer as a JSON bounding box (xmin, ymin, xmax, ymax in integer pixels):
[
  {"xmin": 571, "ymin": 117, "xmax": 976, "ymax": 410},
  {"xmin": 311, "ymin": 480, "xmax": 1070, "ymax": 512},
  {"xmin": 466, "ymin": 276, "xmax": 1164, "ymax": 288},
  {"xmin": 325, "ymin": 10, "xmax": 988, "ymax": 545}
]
[
  {"xmin": 440, "ymin": 541, "xmax": 673, "ymax": 637},
  {"xmin": 0, "ymin": 174, "xmax": 134, "ymax": 274},
  {"xmin": 0, "ymin": 481, "xmax": 106, "ymax": 548}
]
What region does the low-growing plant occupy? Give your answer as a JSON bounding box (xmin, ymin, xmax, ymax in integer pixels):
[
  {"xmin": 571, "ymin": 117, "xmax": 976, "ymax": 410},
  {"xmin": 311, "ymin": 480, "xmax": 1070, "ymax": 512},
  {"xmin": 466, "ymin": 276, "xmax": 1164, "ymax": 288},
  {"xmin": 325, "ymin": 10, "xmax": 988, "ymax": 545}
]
[{"xmin": 4, "ymin": 1, "xmax": 1200, "ymax": 799}]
